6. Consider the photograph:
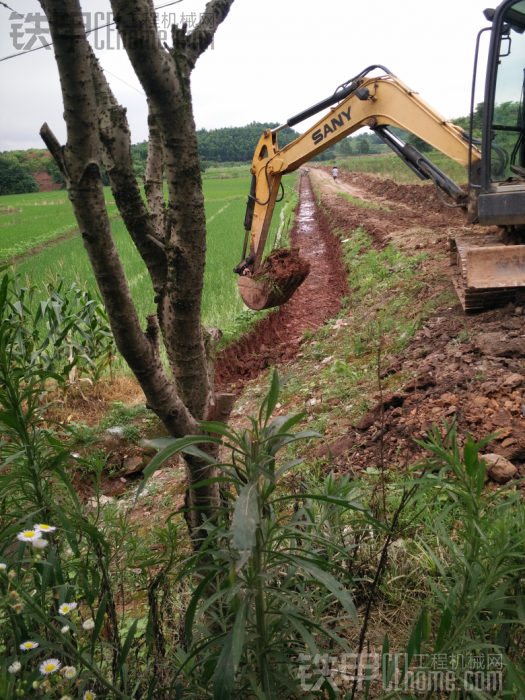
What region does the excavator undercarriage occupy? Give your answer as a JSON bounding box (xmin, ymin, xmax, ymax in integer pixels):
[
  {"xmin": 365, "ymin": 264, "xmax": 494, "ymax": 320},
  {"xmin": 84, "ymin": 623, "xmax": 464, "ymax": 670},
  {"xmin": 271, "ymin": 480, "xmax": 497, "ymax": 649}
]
[{"xmin": 235, "ymin": 0, "xmax": 525, "ymax": 314}]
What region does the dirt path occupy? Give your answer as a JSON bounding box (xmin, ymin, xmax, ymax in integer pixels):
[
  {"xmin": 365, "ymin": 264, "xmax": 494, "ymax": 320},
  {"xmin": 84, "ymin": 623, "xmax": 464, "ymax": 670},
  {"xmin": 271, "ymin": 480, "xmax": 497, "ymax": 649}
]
[{"xmin": 215, "ymin": 175, "xmax": 347, "ymax": 391}]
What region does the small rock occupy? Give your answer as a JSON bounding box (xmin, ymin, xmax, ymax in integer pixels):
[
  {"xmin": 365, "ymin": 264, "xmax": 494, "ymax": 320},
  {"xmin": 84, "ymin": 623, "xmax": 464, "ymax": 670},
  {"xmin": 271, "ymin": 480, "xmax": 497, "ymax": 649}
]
[
  {"xmin": 491, "ymin": 408, "xmax": 512, "ymax": 427},
  {"xmin": 153, "ymin": 469, "xmax": 163, "ymax": 478},
  {"xmin": 482, "ymin": 453, "xmax": 517, "ymax": 484},
  {"xmin": 515, "ymin": 307, "xmax": 523, "ymax": 316},
  {"xmin": 480, "ymin": 382, "xmax": 500, "ymax": 395},
  {"xmin": 356, "ymin": 411, "xmax": 376, "ymax": 431},
  {"xmin": 120, "ymin": 477, "xmax": 127, "ymax": 483},
  {"xmin": 502, "ymin": 318, "xmax": 522, "ymax": 330},
  {"xmin": 124, "ymin": 455, "xmax": 144, "ymax": 474},
  {"xmin": 445, "ymin": 405, "xmax": 457, "ymax": 416},
  {"xmin": 495, "ymin": 427, "xmax": 513, "ymax": 440},
  {"xmin": 502, "ymin": 437, "xmax": 518, "ymax": 448},
  {"xmin": 107, "ymin": 426, "xmax": 125, "ymax": 436},
  {"xmin": 503, "ymin": 373, "xmax": 525, "ymax": 389},
  {"xmin": 473, "ymin": 332, "xmax": 525, "ymax": 358},
  {"xmin": 88, "ymin": 495, "xmax": 114, "ymax": 507},
  {"xmin": 473, "ymin": 395, "xmax": 489, "ymax": 407}
]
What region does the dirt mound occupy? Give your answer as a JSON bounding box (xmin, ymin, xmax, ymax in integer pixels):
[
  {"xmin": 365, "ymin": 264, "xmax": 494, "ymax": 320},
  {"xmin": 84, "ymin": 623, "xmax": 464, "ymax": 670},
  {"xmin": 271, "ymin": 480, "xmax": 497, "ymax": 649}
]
[
  {"xmin": 256, "ymin": 247, "xmax": 310, "ymax": 284},
  {"xmin": 216, "ymin": 177, "xmax": 347, "ymax": 391},
  {"xmin": 239, "ymin": 248, "xmax": 311, "ymax": 310}
]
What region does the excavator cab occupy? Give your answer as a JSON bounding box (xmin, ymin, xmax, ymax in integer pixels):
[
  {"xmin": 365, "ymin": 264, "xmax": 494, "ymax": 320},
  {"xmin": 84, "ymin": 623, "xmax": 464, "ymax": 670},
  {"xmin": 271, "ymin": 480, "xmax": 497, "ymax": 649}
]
[{"xmin": 452, "ymin": 0, "xmax": 525, "ymax": 309}]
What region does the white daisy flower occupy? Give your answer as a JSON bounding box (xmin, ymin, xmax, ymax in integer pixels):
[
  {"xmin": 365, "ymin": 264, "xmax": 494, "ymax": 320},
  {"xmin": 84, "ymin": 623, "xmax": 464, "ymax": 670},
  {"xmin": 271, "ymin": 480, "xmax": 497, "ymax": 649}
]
[
  {"xmin": 39, "ymin": 658, "xmax": 61, "ymax": 675},
  {"xmin": 61, "ymin": 625, "xmax": 70, "ymax": 634},
  {"xmin": 19, "ymin": 641, "xmax": 39, "ymax": 651},
  {"xmin": 31, "ymin": 538, "xmax": 48, "ymax": 550},
  {"xmin": 35, "ymin": 524, "xmax": 56, "ymax": 533},
  {"xmin": 82, "ymin": 619, "xmax": 95, "ymax": 630},
  {"xmin": 63, "ymin": 666, "xmax": 76, "ymax": 679},
  {"xmin": 8, "ymin": 661, "xmax": 21, "ymax": 674},
  {"xmin": 58, "ymin": 602, "xmax": 78, "ymax": 615},
  {"xmin": 0, "ymin": 563, "xmax": 6, "ymax": 571},
  {"xmin": 84, "ymin": 691, "xmax": 96, "ymax": 700},
  {"xmin": 60, "ymin": 697, "xmax": 72, "ymax": 700},
  {"xmin": 17, "ymin": 530, "xmax": 42, "ymax": 543}
]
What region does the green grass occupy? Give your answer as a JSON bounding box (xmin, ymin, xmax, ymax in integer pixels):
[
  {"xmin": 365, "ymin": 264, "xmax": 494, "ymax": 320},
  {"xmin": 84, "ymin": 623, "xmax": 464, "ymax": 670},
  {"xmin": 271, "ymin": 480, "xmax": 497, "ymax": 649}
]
[
  {"xmin": 0, "ymin": 188, "xmax": 118, "ymax": 260},
  {"xmin": 13, "ymin": 174, "xmax": 299, "ymax": 353},
  {"xmin": 336, "ymin": 192, "xmax": 389, "ymax": 211},
  {"xmin": 330, "ymin": 150, "xmax": 468, "ymax": 186},
  {"xmin": 202, "ymin": 164, "xmax": 253, "ymax": 180}
]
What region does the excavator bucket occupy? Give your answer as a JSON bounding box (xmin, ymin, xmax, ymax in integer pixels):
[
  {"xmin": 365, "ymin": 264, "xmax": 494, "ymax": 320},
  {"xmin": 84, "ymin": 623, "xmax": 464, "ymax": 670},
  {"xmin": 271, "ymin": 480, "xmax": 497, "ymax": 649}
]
[
  {"xmin": 238, "ymin": 248, "xmax": 310, "ymax": 311},
  {"xmin": 451, "ymin": 236, "xmax": 525, "ymax": 311},
  {"xmin": 465, "ymin": 245, "xmax": 525, "ymax": 289}
]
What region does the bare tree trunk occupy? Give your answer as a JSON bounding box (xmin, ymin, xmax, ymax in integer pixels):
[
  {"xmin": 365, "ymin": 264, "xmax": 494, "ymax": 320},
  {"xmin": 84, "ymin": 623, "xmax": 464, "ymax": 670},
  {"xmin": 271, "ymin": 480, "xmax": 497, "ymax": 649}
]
[{"xmin": 38, "ymin": 0, "xmax": 235, "ymax": 542}]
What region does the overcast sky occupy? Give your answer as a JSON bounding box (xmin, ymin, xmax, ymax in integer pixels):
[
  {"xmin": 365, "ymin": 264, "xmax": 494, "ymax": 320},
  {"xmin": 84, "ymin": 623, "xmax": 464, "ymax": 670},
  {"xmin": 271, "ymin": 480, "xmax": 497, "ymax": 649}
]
[{"xmin": 0, "ymin": 0, "xmax": 494, "ymax": 151}]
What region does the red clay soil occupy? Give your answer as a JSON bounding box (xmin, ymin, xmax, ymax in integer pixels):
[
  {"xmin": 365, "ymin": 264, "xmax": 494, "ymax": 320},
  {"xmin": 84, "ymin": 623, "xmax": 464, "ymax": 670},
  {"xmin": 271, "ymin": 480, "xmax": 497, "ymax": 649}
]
[
  {"xmin": 33, "ymin": 171, "xmax": 63, "ymax": 192},
  {"xmin": 255, "ymin": 247, "xmax": 310, "ymax": 284},
  {"xmin": 215, "ymin": 175, "xmax": 347, "ymax": 391}
]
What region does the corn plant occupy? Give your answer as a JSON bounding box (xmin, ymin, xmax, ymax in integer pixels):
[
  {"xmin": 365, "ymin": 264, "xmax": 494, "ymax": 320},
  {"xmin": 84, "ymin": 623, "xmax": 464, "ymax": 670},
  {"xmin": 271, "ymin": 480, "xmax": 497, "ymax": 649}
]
[{"xmin": 0, "ymin": 265, "xmax": 116, "ymax": 386}]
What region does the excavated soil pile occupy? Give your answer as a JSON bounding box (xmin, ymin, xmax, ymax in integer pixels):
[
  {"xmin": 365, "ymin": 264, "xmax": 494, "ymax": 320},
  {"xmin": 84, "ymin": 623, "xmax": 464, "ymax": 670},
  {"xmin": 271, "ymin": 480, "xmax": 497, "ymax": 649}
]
[
  {"xmin": 239, "ymin": 248, "xmax": 311, "ymax": 310},
  {"xmin": 322, "ymin": 168, "xmax": 475, "ymax": 240},
  {"xmin": 305, "ymin": 167, "xmax": 525, "ymax": 490},
  {"xmin": 318, "ymin": 303, "xmax": 525, "ymax": 490},
  {"xmin": 216, "ymin": 175, "xmax": 347, "ymax": 391},
  {"xmin": 255, "ymin": 247, "xmax": 310, "ymax": 288}
]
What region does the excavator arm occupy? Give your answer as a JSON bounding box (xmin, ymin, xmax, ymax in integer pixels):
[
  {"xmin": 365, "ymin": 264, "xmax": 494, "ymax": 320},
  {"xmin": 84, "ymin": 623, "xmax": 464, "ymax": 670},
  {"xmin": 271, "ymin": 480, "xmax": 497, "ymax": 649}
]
[{"xmin": 234, "ymin": 69, "xmax": 481, "ymax": 310}]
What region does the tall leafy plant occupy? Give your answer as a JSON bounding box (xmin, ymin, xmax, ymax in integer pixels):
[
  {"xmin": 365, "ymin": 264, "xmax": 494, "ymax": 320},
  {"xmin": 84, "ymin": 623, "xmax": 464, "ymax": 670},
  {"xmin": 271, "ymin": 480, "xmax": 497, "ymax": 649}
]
[{"xmin": 141, "ymin": 371, "xmax": 382, "ymax": 699}]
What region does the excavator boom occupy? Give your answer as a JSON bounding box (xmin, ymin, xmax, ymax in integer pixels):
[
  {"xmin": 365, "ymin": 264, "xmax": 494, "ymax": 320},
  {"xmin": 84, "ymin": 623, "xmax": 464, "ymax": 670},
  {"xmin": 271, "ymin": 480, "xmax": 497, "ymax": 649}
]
[
  {"xmin": 237, "ymin": 0, "xmax": 525, "ymax": 314},
  {"xmin": 234, "ymin": 69, "xmax": 480, "ymax": 311}
]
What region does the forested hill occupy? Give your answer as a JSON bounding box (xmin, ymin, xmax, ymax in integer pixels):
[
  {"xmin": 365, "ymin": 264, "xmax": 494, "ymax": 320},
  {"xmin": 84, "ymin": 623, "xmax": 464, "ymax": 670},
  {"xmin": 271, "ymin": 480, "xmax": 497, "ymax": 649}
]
[
  {"xmin": 130, "ymin": 122, "xmax": 301, "ymax": 173},
  {"xmin": 196, "ymin": 122, "xmax": 300, "ymax": 162}
]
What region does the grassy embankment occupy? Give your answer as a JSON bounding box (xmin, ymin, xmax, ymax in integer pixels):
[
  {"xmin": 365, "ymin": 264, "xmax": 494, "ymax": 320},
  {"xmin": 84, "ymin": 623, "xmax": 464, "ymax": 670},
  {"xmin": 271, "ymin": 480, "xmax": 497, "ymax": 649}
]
[
  {"xmin": 1, "ymin": 173, "xmax": 299, "ymax": 364},
  {"xmin": 329, "ymin": 151, "xmax": 468, "ymax": 186}
]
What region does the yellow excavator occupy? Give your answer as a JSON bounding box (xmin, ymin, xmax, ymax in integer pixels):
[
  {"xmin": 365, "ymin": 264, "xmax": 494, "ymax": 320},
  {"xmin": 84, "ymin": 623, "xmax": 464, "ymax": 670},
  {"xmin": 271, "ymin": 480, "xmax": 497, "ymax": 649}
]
[{"xmin": 234, "ymin": 0, "xmax": 525, "ymax": 313}]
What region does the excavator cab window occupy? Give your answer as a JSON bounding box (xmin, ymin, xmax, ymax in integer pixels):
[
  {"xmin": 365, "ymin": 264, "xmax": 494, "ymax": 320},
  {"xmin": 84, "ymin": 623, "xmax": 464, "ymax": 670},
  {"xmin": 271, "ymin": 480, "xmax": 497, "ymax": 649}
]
[{"xmin": 491, "ymin": 0, "xmax": 525, "ymax": 180}]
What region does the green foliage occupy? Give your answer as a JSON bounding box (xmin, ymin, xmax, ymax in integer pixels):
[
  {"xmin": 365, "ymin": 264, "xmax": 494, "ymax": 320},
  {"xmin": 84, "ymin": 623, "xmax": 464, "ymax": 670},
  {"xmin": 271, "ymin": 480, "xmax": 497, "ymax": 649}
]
[
  {"xmin": 146, "ymin": 370, "xmax": 372, "ymax": 698},
  {"xmin": 45, "ymin": 159, "xmax": 65, "ymax": 188},
  {"xmin": 0, "ymin": 266, "xmax": 116, "ymax": 385},
  {"xmin": 357, "ymin": 139, "xmax": 370, "ymax": 155},
  {"xmin": 0, "ymin": 156, "xmax": 39, "ymax": 196},
  {"xmin": 196, "ymin": 122, "xmax": 301, "ymax": 163},
  {"xmin": 1, "ymin": 359, "xmax": 525, "ymax": 698}
]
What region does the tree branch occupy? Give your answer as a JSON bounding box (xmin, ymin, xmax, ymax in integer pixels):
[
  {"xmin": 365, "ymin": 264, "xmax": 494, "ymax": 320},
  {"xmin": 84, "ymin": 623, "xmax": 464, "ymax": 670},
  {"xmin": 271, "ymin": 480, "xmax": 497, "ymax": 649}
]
[
  {"xmin": 88, "ymin": 48, "xmax": 167, "ymax": 293},
  {"xmin": 38, "ymin": 0, "xmax": 196, "ymax": 440},
  {"xmin": 110, "ymin": 0, "xmax": 214, "ymax": 420},
  {"xmin": 172, "ymin": 0, "xmax": 235, "ymax": 71},
  {"xmin": 145, "ymin": 105, "xmax": 167, "ymax": 241}
]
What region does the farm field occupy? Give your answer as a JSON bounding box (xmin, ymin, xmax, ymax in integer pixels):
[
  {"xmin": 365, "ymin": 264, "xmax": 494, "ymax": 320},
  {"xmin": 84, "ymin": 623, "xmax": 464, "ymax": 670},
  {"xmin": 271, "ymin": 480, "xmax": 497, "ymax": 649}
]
[
  {"xmin": 0, "ymin": 189, "xmax": 118, "ymax": 259},
  {"xmin": 8, "ymin": 173, "xmax": 299, "ymax": 340}
]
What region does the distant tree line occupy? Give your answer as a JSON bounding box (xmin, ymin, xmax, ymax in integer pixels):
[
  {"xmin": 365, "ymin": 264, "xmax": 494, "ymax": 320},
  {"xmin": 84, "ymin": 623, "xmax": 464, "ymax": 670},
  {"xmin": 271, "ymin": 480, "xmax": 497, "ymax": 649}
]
[{"xmin": 3, "ymin": 102, "xmax": 521, "ymax": 195}]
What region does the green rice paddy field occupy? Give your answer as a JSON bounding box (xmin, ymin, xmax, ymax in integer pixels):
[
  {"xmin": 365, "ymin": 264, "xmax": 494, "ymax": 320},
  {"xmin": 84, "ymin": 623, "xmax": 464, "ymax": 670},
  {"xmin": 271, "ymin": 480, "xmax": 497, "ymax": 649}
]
[{"xmin": 0, "ymin": 174, "xmax": 298, "ymax": 334}]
